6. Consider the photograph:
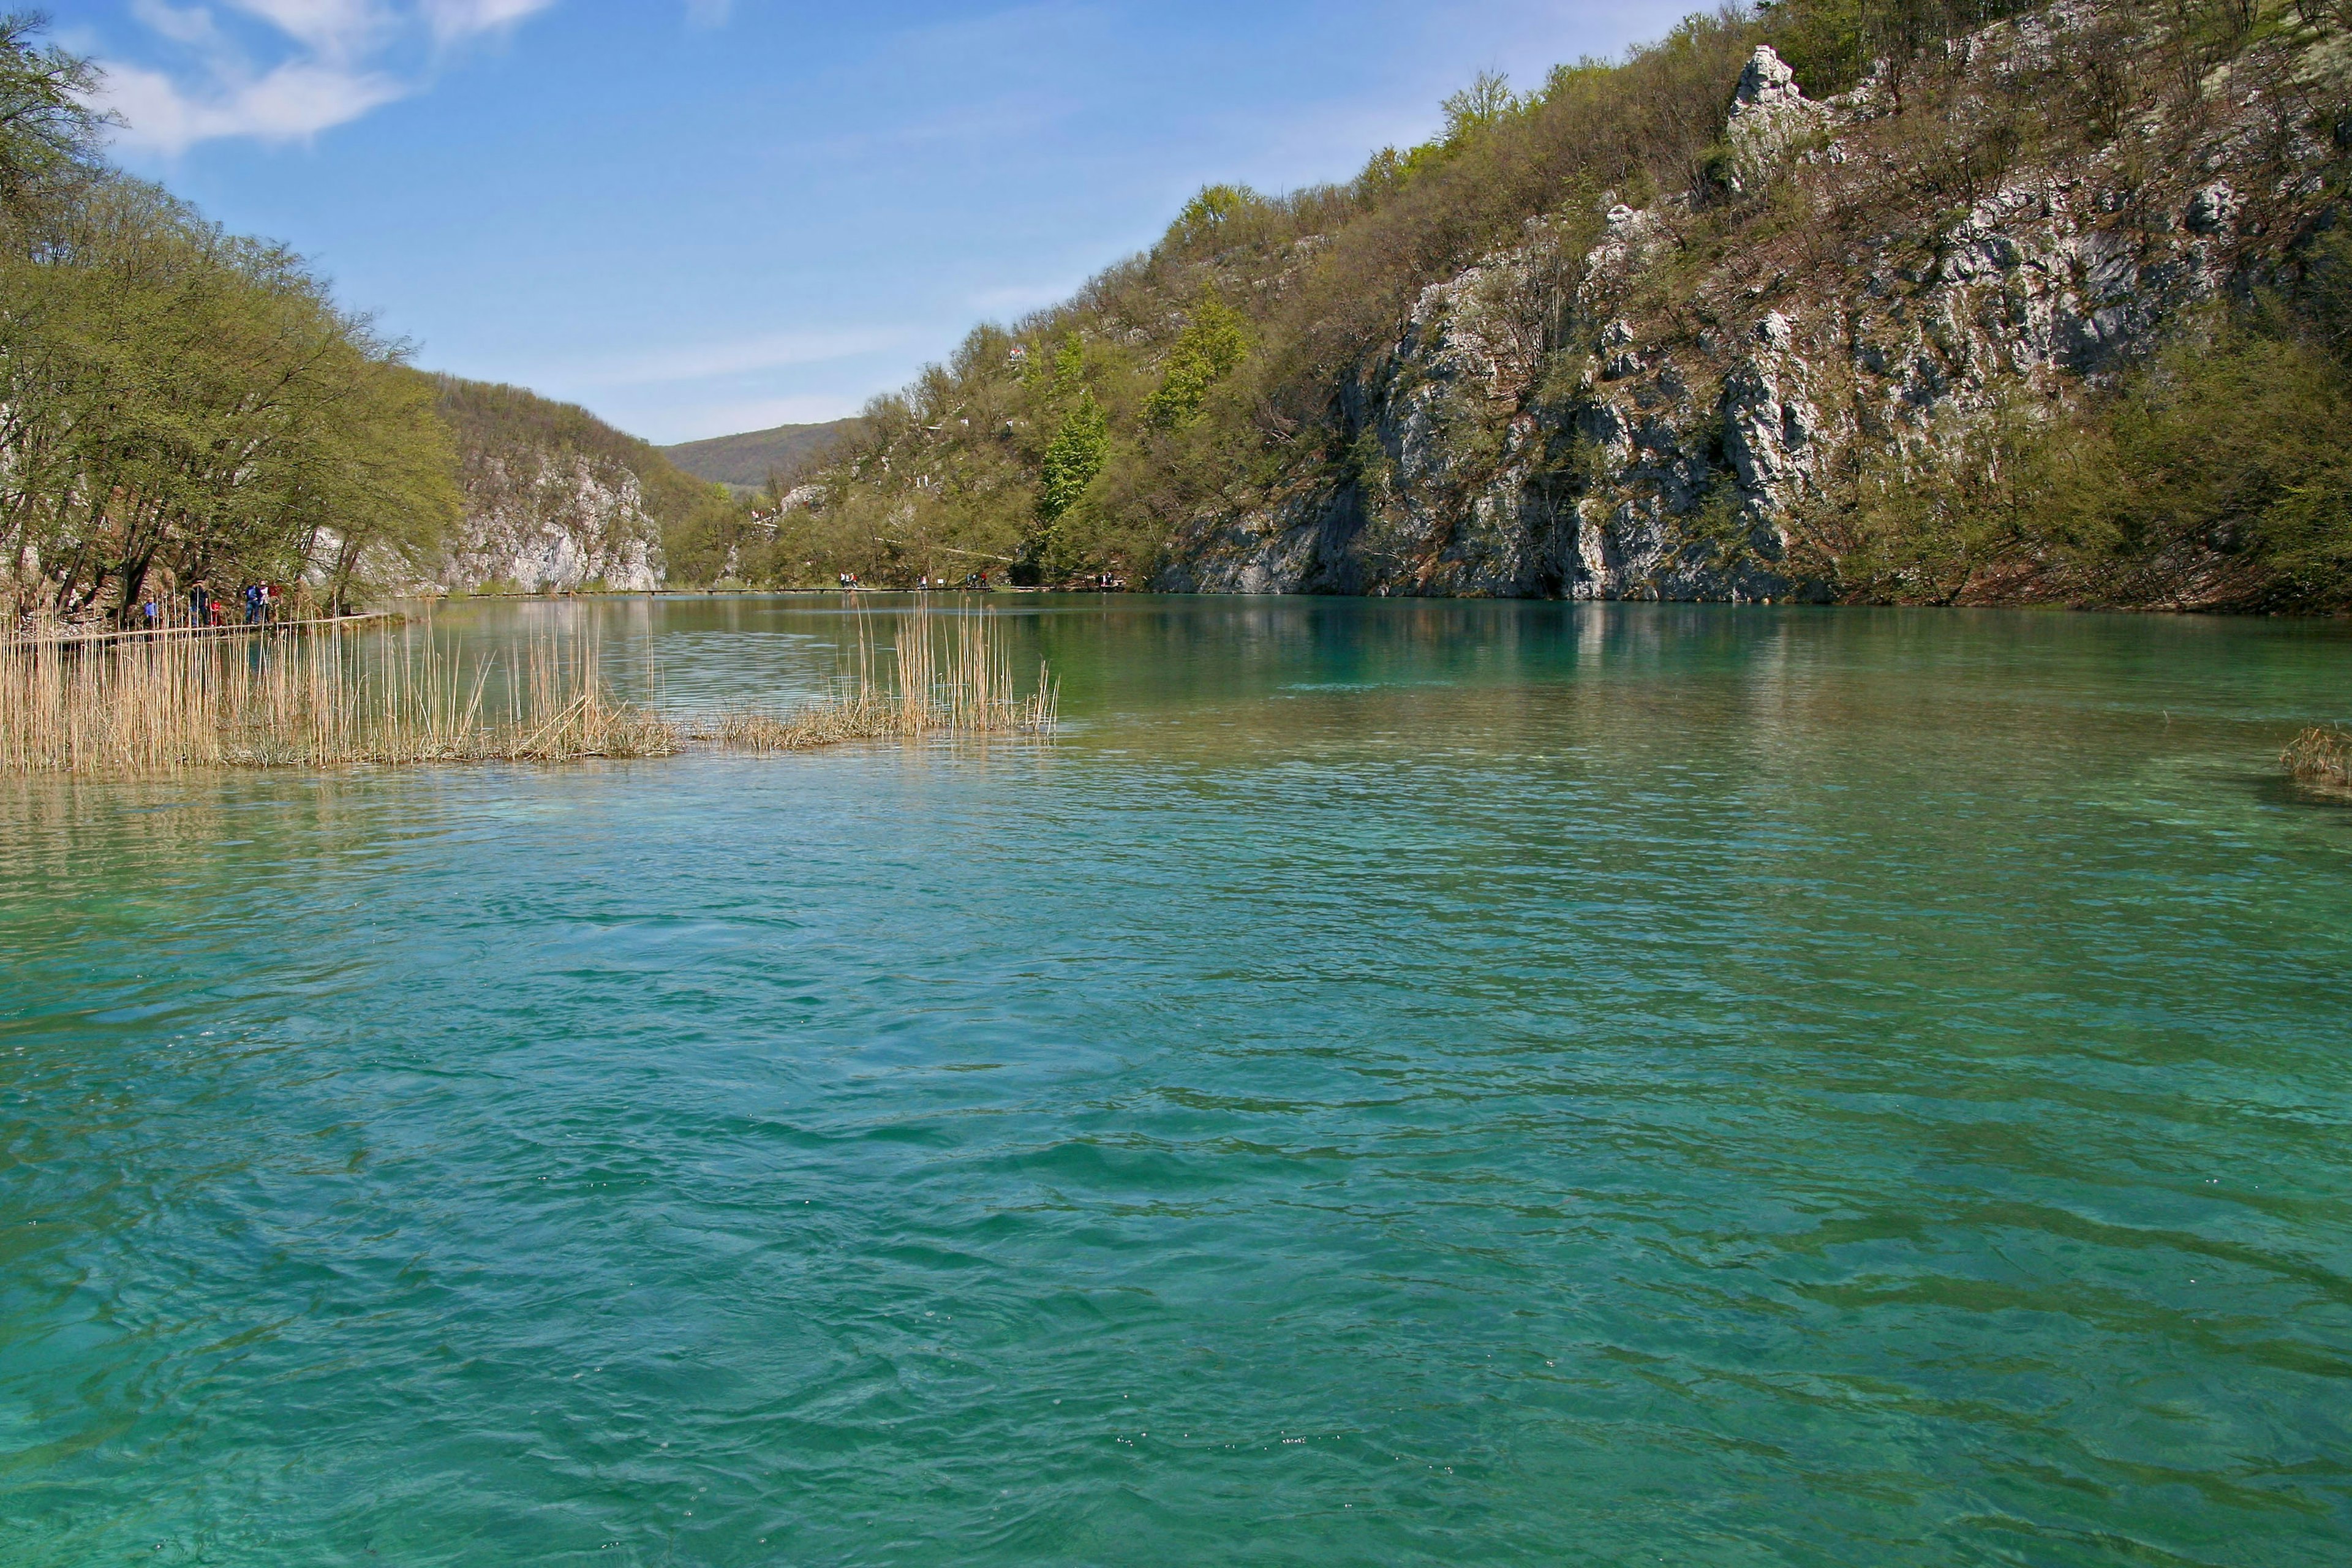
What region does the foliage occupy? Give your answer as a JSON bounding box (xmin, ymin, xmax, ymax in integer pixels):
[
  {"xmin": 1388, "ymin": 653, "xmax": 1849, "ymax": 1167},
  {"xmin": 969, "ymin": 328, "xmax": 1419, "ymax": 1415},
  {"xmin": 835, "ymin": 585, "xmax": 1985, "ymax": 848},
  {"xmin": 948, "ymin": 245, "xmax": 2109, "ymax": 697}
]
[
  {"xmin": 1756, "ymin": 0, "xmax": 2046, "ymax": 104},
  {"xmin": 1142, "ymin": 292, "xmax": 1250, "ymax": 429},
  {"xmin": 662, "ymin": 417, "xmax": 861, "ymax": 492},
  {"xmin": 0, "ymin": 20, "xmax": 459, "ymax": 621},
  {"xmin": 748, "ymin": 0, "xmax": 2352, "ymax": 609},
  {"xmin": 1035, "ymin": 388, "xmax": 1110, "ymax": 543},
  {"xmin": 0, "ymin": 175, "xmax": 459, "ymax": 617},
  {"xmin": 0, "ymin": 10, "xmax": 106, "ymax": 225},
  {"xmin": 1809, "ymin": 393, "xmax": 2120, "ymax": 603},
  {"xmin": 1171, "ymin": 184, "xmax": 1258, "ymax": 244},
  {"xmin": 1807, "ymin": 287, "xmax": 2352, "ymax": 608}
]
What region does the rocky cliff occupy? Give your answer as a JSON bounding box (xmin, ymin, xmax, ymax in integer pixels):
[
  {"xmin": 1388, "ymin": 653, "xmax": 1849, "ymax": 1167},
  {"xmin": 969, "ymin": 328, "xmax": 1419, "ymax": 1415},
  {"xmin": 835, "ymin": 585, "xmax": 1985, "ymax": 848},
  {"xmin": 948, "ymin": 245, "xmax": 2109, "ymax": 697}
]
[
  {"xmin": 440, "ymin": 450, "xmax": 662, "ymax": 593},
  {"xmin": 1162, "ymin": 19, "xmax": 2351, "ymax": 599},
  {"xmin": 781, "ymin": 0, "xmax": 2351, "ymax": 606},
  {"xmin": 428, "ymin": 375, "xmax": 691, "ymax": 593}
]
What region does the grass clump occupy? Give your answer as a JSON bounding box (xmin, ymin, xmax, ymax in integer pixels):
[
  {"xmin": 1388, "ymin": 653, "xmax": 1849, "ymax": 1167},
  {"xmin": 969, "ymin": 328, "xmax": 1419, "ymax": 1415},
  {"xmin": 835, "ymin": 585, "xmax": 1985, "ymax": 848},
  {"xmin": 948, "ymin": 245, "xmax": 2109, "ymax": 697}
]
[
  {"xmin": 2282, "ymin": 726, "xmax": 2352, "ymax": 791},
  {"xmin": 0, "ymin": 611, "xmax": 1054, "ymax": 777},
  {"xmin": 0, "ymin": 627, "xmax": 676, "ymax": 776},
  {"xmin": 698, "ymin": 612, "xmax": 1056, "ymax": 753}
]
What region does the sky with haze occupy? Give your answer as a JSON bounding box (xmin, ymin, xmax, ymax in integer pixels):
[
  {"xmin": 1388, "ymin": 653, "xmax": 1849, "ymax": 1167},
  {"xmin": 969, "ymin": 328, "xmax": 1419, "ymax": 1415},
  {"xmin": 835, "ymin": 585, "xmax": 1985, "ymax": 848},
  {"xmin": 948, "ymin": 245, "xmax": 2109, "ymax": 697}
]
[{"xmin": 59, "ymin": 0, "xmax": 1695, "ymax": 445}]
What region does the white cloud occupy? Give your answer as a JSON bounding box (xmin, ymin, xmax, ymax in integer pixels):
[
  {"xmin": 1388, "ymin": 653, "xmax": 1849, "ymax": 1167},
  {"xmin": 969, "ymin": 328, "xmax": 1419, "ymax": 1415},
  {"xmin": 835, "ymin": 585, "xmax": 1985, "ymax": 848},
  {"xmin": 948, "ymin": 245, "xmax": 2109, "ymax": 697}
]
[
  {"xmin": 96, "ymin": 0, "xmax": 561, "ymax": 153},
  {"xmin": 126, "ymin": 1, "xmax": 227, "ymax": 48},
  {"xmin": 420, "ymin": 0, "xmax": 558, "ymax": 43},
  {"xmin": 101, "ymin": 58, "xmax": 409, "ymax": 153},
  {"xmin": 223, "ymin": 0, "xmax": 386, "ymax": 56}
]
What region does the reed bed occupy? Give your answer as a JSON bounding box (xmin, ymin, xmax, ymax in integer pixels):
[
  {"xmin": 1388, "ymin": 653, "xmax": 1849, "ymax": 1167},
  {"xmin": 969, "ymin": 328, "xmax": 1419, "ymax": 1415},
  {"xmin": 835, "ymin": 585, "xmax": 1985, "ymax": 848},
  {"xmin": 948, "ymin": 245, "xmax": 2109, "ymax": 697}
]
[
  {"xmin": 0, "ymin": 627, "xmax": 676, "ymax": 775},
  {"xmin": 0, "ymin": 609, "xmax": 1052, "ymax": 777},
  {"xmin": 2282, "ymin": 725, "xmax": 2352, "ymax": 791},
  {"xmin": 695, "ymin": 612, "xmax": 1057, "ymax": 753}
]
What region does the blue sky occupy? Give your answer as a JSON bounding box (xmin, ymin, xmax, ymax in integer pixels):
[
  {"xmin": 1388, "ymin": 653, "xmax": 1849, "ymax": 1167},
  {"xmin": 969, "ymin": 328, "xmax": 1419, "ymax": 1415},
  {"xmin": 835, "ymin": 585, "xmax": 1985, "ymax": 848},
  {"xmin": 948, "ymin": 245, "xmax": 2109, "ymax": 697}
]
[{"xmin": 61, "ymin": 1, "xmax": 1697, "ymax": 445}]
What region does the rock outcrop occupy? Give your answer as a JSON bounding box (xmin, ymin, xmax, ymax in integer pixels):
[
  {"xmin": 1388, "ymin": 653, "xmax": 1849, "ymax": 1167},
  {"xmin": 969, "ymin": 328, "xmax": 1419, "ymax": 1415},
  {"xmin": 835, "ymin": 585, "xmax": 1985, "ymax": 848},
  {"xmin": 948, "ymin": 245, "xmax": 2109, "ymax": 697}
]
[
  {"xmin": 440, "ymin": 451, "xmax": 662, "ymax": 593},
  {"xmin": 427, "ymin": 375, "xmax": 677, "ymax": 592},
  {"xmin": 1161, "ymin": 20, "xmax": 2350, "ymax": 600}
]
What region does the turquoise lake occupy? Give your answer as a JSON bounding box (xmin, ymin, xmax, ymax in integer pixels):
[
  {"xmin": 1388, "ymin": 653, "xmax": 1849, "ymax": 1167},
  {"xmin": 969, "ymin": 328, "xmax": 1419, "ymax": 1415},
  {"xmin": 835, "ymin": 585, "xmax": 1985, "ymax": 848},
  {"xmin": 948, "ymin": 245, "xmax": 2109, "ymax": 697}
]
[{"xmin": 2, "ymin": 594, "xmax": 2349, "ymax": 1566}]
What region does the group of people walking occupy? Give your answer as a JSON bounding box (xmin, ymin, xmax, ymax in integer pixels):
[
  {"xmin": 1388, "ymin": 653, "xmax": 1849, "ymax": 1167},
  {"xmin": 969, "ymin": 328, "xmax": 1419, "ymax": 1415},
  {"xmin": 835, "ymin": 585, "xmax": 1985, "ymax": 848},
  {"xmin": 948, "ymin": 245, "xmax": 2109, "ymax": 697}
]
[{"xmin": 139, "ymin": 581, "xmax": 292, "ymax": 630}]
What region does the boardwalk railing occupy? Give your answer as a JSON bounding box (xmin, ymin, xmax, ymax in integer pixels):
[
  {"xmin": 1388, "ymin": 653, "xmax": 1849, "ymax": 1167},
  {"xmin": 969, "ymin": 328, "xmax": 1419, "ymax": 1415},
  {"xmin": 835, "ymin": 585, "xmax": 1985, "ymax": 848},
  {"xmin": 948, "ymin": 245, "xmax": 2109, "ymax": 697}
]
[{"xmin": 4, "ymin": 611, "xmax": 393, "ymax": 649}]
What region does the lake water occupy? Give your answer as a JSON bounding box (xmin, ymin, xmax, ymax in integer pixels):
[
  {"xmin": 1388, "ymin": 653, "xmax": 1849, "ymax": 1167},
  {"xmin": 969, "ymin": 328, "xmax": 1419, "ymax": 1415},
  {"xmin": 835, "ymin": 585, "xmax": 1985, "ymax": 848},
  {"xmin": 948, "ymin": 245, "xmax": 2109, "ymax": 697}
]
[{"xmin": 4, "ymin": 595, "xmax": 2350, "ymax": 1566}]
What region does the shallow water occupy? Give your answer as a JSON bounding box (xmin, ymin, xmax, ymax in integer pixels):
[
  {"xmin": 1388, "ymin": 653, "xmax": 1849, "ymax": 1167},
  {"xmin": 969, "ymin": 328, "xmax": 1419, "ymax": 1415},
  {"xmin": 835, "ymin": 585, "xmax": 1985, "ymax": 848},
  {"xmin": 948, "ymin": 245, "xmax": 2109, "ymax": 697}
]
[{"xmin": 4, "ymin": 595, "xmax": 2350, "ymax": 1566}]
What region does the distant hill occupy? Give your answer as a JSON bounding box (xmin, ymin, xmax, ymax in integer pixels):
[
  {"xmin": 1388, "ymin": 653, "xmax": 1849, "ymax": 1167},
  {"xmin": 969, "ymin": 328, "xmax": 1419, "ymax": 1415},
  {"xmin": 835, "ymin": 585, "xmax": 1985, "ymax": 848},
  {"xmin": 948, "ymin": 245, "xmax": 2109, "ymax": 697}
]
[{"xmin": 663, "ymin": 418, "xmax": 861, "ymax": 493}]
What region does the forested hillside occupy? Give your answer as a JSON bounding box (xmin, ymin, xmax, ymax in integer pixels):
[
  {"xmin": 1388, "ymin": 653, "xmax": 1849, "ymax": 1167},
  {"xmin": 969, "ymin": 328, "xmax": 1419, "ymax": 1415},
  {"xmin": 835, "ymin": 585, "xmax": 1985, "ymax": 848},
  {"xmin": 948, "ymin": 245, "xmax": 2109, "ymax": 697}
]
[
  {"xmin": 0, "ymin": 20, "xmax": 456, "ymax": 620},
  {"xmin": 0, "ymin": 15, "xmax": 750, "ymax": 618},
  {"xmin": 757, "ymin": 0, "xmax": 2352, "ymax": 609},
  {"xmin": 663, "ymin": 418, "xmax": 862, "ymax": 494},
  {"xmin": 429, "ymin": 376, "xmax": 735, "ymax": 594}
]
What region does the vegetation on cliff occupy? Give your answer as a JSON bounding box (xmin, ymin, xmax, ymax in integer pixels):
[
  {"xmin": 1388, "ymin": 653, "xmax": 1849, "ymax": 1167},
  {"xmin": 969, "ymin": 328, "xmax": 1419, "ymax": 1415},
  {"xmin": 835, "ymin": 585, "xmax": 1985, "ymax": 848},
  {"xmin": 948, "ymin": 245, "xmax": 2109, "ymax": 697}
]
[
  {"xmin": 747, "ymin": 0, "xmax": 2352, "ymax": 606},
  {"xmin": 430, "ymin": 375, "xmax": 737, "ymax": 592}
]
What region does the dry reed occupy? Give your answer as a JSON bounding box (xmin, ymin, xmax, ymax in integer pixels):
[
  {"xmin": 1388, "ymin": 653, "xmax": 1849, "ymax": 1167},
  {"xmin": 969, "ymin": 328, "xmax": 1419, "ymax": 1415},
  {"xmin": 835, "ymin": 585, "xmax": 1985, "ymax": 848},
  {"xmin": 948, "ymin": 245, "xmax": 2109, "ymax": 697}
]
[
  {"xmin": 0, "ymin": 609, "xmax": 1052, "ymax": 777},
  {"xmin": 0, "ymin": 625, "xmax": 676, "ymax": 776},
  {"xmin": 2283, "ymin": 725, "xmax": 2352, "ymax": 791},
  {"xmin": 695, "ymin": 611, "xmax": 1055, "ymax": 753}
]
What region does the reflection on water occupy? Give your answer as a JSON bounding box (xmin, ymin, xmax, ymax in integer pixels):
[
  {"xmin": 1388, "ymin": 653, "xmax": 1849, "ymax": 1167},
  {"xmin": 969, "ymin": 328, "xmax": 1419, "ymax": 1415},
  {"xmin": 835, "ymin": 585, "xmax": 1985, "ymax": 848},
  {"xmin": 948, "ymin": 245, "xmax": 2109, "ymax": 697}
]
[{"xmin": 2, "ymin": 597, "xmax": 2350, "ymax": 1566}]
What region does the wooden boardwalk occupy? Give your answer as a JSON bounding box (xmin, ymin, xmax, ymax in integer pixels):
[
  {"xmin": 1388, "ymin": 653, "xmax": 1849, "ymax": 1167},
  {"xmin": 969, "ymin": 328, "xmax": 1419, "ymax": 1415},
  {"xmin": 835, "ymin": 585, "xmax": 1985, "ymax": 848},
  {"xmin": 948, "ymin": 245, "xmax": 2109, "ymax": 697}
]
[{"xmin": 6, "ymin": 611, "xmax": 394, "ymax": 649}]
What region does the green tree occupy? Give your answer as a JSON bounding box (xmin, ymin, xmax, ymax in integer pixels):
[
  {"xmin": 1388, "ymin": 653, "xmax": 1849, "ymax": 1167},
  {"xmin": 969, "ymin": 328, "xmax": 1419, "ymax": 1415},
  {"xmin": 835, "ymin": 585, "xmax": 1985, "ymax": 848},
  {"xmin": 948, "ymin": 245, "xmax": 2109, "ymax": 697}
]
[
  {"xmin": 1396, "ymin": 70, "xmax": 1526, "ymax": 179},
  {"xmin": 0, "ymin": 18, "xmax": 462, "ymax": 624},
  {"xmin": 0, "ymin": 10, "xmax": 108, "ymax": 229},
  {"xmin": 1144, "ymin": 292, "xmax": 1250, "ymax": 430},
  {"xmin": 1441, "ymin": 71, "xmax": 1522, "ymax": 140},
  {"xmin": 1038, "ymin": 389, "xmax": 1109, "ymax": 522},
  {"xmin": 1170, "ymin": 184, "xmax": 1257, "ymax": 246}
]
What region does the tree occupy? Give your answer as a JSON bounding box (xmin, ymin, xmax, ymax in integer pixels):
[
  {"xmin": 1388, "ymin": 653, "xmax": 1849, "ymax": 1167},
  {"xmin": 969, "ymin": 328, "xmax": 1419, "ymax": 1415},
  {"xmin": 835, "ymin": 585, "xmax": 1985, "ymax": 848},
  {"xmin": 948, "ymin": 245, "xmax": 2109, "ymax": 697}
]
[
  {"xmin": 1038, "ymin": 390, "xmax": 1109, "ymax": 522},
  {"xmin": 1170, "ymin": 184, "xmax": 1258, "ymax": 247},
  {"xmin": 1144, "ymin": 292, "xmax": 1250, "ymax": 430},
  {"xmin": 0, "ymin": 10, "xmax": 108, "ymax": 231},
  {"xmin": 1441, "ymin": 71, "xmax": 1522, "ymax": 142},
  {"xmin": 0, "ymin": 18, "xmax": 462, "ymax": 623}
]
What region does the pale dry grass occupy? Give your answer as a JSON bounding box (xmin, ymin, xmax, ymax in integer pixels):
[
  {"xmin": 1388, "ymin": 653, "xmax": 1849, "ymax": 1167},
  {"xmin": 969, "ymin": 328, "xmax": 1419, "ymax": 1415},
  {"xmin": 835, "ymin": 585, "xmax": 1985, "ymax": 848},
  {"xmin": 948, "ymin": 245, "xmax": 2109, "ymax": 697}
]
[
  {"xmin": 696, "ymin": 611, "xmax": 1056, "ymax": 753},
  {"xmin": 0, "ymin": 610, "xmax": 1051, "ymax": 777},
  {"xmin": 2283, "ymin": 725, "xmax": 2352, "ymax": 791},
  {"xmin": 0, "ymin": 626, "xmax": 676, "ymax": 776}
]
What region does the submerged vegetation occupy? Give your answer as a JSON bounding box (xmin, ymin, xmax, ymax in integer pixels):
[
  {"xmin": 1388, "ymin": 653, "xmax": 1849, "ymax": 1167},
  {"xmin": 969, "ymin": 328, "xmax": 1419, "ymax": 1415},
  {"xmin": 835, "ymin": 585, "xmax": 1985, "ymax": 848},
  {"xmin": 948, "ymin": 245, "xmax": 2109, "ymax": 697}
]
[{"xmin": 0, "ymin": 613, "xmax": 1054, "ymax": 778}]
